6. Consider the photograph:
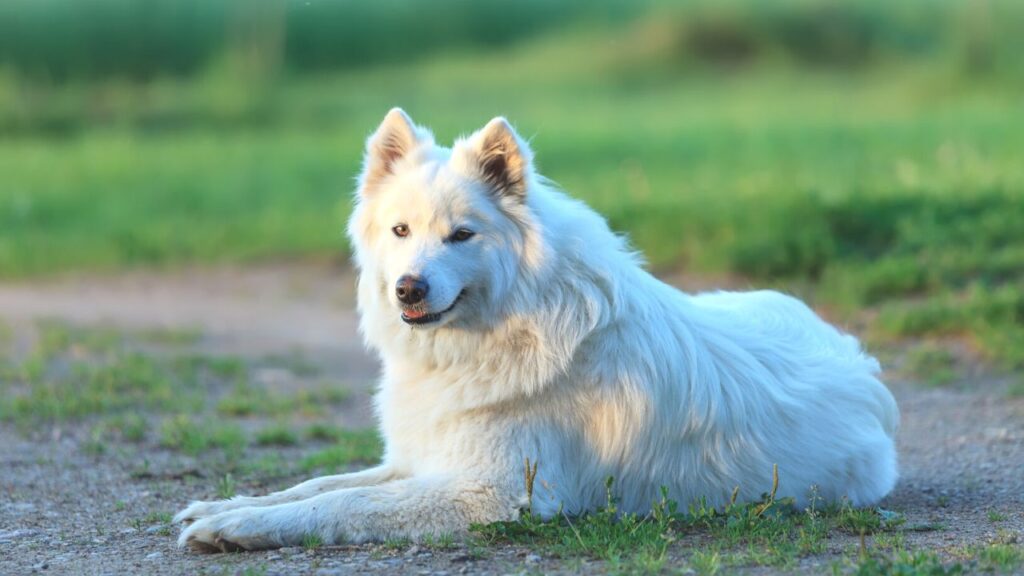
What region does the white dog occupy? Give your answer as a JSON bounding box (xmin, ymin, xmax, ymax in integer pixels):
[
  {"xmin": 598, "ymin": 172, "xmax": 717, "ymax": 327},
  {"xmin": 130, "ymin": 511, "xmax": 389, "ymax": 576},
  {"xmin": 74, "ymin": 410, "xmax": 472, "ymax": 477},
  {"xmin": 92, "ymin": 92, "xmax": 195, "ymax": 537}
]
[{"xmin": 176, "ymin": 109, "xmax": 899, "ymax": 552}]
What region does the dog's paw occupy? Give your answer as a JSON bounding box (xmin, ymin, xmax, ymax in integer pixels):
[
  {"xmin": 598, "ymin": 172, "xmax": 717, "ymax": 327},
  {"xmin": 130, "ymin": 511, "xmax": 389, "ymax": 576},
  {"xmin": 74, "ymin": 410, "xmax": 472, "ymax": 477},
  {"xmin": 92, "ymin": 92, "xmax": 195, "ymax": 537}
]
[
  {"xmin": 177, "ymin": 509, "xmax": 282, "ymax": 553},
  {"xmin": 174, "ymin": 498, "xmax": 254, "ymax": 525}
]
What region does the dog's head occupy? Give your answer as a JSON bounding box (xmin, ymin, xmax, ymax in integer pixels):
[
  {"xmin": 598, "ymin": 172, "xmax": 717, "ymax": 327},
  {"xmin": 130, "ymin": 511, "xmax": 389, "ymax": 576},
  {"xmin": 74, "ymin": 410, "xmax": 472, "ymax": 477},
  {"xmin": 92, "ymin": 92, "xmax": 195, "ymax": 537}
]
[{"xmin": 348, "ymin": 109, "xmax": 539, "ymax": 330}]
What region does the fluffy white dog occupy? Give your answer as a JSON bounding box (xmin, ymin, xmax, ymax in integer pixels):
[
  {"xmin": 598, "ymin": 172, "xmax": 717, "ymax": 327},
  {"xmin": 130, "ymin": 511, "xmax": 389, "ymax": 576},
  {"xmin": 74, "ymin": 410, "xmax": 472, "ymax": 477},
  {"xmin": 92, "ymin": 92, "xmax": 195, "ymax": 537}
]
[{"xmin": 176, "ymin": 109, "xmax": 899, "ymax": 552}]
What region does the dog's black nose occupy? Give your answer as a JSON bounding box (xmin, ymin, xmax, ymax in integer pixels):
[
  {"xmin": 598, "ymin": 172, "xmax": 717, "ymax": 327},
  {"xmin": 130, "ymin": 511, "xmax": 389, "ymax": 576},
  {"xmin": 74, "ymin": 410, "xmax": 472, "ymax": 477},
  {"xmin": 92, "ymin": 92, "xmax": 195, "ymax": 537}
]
[{"xmin": 395, "ymin": 275, "xmax": 429, "ymax": 305}]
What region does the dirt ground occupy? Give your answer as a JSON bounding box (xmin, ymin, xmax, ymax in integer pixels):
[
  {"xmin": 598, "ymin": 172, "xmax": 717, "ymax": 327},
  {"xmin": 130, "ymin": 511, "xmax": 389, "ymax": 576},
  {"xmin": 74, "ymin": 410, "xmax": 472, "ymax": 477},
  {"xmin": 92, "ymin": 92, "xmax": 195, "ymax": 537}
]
[{"xmin": 0, "ymin": 262, "xmax": 1021, "ymax": 575}]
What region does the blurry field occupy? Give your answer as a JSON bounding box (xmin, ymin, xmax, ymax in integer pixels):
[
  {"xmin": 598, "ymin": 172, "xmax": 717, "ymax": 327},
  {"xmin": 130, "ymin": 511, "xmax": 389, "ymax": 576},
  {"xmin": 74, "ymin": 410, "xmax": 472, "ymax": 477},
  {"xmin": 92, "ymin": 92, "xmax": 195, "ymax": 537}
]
[{"xmin": 3, "ymin": 1, "xmax": 1023, "ymax": 370}]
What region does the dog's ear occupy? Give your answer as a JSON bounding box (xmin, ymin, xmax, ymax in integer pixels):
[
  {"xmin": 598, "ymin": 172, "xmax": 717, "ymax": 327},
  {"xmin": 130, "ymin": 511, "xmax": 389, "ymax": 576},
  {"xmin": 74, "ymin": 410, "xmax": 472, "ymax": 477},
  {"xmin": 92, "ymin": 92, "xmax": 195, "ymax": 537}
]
[
  {"xmin": 360, "ymin": 108, "xmax": 428, "ymax": 194},
  {"xmin": 466, "ymin": 117, "xmax": 532, "ymax": 201}
]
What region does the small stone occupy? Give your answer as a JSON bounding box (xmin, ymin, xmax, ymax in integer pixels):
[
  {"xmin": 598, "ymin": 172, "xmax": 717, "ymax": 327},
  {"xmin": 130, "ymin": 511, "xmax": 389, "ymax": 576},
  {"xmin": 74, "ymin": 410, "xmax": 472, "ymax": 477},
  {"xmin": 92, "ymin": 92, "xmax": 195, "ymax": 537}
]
[
  {"xmin": 450, "ymin": 553, "xmax": 473, "ymax": 563},
  {"xmin": 280, "ymin": 546, "xmax": 303, "ymax": 556},
  {"xmin": 266, "ymin": 554, "xmax": 282, "ymax": 561},
  {"xmin": 145, "ymin": 525, "xmax": 166, "ymax": 534},
  {"xmin": 145, "ymin": 552, "xmax": 163, "ymax": 560},
  {"xmin": 525, "ymin": 553, "xmax": 542, "ymax": 564},
  {"xmin": 405, "ymin": 545, "xmax": 422, "ymax": 556},
  {"xmin": 33, "ymin": 562, "xmax": 48, "ymax": 571}
]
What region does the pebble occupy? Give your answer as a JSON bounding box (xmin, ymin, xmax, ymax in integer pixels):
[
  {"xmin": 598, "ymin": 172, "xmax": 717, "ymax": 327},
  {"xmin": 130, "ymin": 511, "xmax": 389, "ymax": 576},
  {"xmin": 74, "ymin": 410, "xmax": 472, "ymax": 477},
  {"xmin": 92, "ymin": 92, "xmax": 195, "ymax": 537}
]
[
  {"xmin": 32, "ymin": 561, "xmax": 48, "ymax": 571},
  {"xmin": 405, "ymin": 545, "xmax": 422, "ymax": 556},
  {"xmin": 280, "ymin": 546, "xmax": 303, "ymax": 556},
  {"xmin": 266, "ymin": 554, "xmax": 282, "ymax": 561},
  {"xmin": 145, "ymin": 552, "xmax": 163, "ymax": 560},
  {"xmin": 525, "ymin": 553, "xmax": 542, "ymax": 564}
]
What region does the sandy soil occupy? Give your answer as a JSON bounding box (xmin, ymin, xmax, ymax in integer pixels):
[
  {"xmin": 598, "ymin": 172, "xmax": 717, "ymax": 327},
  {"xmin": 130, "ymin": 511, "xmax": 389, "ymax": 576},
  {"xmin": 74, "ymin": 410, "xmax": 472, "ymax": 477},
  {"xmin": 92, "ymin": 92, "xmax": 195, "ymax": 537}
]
[{"xmin": 0, "ymin": 262, "xmax": 1021, "ymax": 575}]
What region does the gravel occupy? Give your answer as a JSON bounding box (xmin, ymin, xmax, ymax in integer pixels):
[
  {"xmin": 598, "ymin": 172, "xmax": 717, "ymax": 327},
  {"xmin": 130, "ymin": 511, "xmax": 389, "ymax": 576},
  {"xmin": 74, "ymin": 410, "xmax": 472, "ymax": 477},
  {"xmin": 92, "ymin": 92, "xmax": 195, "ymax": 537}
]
[{"xmin": 0, "ymin": 263, "xmax": 1021, "ymax": 575}]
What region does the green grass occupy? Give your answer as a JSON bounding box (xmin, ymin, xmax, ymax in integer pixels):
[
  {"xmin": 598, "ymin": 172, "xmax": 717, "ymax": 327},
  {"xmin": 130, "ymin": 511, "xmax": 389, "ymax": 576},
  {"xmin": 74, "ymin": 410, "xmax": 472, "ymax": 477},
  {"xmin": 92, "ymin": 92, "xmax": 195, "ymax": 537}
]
[
  {"xmin": 902, "ymin": 343, "xmax": 959, "ymax": 387},
  {"xmin": 300, "ymin": 429, "xmax": 383, "ymax": 472},
  {"xmin": 254, "ymin": 424, "xmax": 299, "ymax": 447},
  {"xmin": 159, "ymin": 414, "xmax": 245, "ymax": 457},
  {"xmin": 2, "ymin": 10, "xmax": 1024, "ymax": 368},
  {"xmin": 472, "ymin": 475, "xmax": 907, "ymax": 573},
  {"xmin": 216, "ymin": 382, "xmax": 348, "ymax": 418},
  {"xmin": 216, "ymin": 473, "xmax": 237, "ymax": 499},
  {"xmin": 466, "ymin": 473, "xmax": 1022, "ymax": 574},
  {"xmin": 839, "ymin": 543, "xmax": 1024, "ymax": 576},
  {"xmin": 0, "ymin": 321, "xmax": 364, "ymax": 469}
]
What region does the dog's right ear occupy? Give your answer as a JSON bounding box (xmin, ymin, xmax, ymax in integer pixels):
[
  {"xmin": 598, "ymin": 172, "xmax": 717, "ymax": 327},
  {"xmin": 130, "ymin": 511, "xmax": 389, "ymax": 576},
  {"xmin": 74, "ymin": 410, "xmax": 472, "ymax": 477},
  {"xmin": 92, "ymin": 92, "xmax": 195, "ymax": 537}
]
[{"xmin": 359, "ymin": 108, "xmax": 429, "ymax": 194}]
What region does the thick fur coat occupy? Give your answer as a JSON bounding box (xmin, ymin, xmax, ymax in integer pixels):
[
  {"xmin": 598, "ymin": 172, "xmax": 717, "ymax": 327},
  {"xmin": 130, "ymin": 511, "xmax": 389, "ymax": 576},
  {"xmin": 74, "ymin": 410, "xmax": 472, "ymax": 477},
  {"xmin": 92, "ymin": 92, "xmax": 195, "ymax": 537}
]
[{"xmin": 176, "ymin": 109, "xmax": 899, "ymax": 552}]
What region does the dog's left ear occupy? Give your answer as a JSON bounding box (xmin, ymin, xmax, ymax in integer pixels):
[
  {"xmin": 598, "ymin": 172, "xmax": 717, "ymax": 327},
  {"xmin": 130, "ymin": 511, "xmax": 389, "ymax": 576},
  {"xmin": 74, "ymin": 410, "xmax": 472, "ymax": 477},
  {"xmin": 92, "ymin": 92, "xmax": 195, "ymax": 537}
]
[{"xmin": 465, "ymin": 117, "xmax": 532, "ymax": 201}]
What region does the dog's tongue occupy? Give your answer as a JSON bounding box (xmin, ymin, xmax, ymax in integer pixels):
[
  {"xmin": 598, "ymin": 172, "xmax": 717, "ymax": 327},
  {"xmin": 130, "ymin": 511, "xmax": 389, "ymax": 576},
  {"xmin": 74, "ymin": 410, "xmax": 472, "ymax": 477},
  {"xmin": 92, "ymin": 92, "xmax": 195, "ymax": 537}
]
[{"xmin": 403, "ymin": 309, "xmax": 426, "ymax": 319}]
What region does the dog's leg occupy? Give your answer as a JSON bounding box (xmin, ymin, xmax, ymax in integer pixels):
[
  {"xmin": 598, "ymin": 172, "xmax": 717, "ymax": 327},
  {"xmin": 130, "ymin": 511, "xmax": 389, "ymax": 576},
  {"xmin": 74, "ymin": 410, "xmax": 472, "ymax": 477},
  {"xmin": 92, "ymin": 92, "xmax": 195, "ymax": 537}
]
[
  {"xmin": 174, "ymin": 465, "xmax": 401, "ymax": 525},
  {"xmin": 178, "ymin": 475, "xmax": 517, "ymax": 552}
]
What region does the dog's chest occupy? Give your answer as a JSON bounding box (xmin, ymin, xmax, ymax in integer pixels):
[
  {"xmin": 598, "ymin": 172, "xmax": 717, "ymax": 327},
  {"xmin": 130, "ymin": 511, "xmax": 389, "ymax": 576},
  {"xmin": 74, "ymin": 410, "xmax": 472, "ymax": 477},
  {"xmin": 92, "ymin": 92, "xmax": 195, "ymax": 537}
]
[{"xmin": 377, "ymin": 376, "xmax": 515, "ymax": 475}]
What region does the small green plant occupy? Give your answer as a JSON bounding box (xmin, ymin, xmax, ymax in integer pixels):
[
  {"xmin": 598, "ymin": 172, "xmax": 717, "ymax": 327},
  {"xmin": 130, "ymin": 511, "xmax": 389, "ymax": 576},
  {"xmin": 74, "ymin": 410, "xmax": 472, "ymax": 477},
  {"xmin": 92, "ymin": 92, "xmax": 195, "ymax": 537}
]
[
  {"xmin": 301, "ymin": 533, "xmax": 324, "ymax": 550},
  {"xmin": 987, "ymin": 510, "xmax": 1007, "ymax": 523},
  {"xmin": 216, "ymin": 473, "xmax": 237, "ymax": 499},
  {"xmin": 421, "ymin": 532, "xmax": 457, "ymax": 550}
]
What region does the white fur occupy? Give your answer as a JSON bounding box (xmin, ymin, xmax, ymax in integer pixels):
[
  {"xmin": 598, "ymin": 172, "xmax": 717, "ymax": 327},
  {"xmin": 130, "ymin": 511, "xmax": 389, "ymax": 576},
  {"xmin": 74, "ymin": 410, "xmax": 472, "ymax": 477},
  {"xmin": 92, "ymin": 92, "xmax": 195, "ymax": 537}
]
[{"xmin": 176, "ymin": 109, "xmax": 899, "ymax": 552}]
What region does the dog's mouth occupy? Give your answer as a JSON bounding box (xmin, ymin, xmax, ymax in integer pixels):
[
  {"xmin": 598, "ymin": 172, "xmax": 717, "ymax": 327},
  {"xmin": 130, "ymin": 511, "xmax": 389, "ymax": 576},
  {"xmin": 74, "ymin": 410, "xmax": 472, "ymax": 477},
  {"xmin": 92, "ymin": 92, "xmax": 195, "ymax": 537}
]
[{"xmin": 401, "ymin": 290, "xmax": 465, "ymax": 325}]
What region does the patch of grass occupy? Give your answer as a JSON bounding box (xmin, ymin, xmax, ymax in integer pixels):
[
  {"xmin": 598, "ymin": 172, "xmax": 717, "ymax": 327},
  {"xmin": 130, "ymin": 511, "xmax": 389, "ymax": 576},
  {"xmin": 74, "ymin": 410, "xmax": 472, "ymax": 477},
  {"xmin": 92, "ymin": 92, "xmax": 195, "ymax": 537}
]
[
  {"xmin": 987, "ymin": 510, "xmax": 1007, "ymax": 523},
  {"xmin": 83, "ymin": 425, "xmax": 108, "ymax": 455},
  {"xmin": 0, "ymin": 325, "xmax": 250, "ymax": 427},
  {"xmin": 845, "ymin": 543, "xmax": 1024, "ymax": 576},
  {"xmin": 972, "ymin": 543, "xmax": 1024, "ymax": 573},
  {"xmin": 474, "ymin": 473, "xmax": 905, "ymax": 572},
  {"xmin": 144, "ymin": 511, "xmax": 173, "ymax": 524},
  {"xmin": 172, "ymin": 355, "xmax": 246, "ymax": 384},
  {"xmin": 5, "ymin": 353, "xmax": 181, "ymax": 423},
  {"xmin": 382, "ymin": 537, "xmax": 412, "ymax": 551},
  {"xmin": 237, "ymin": 453, "xmax": 292, "ymax": 480},
  {"xmin": 137, "ymin": 327, "xmax": 203, "ymax": 347},
  {"xmin": 106, "ymin": 413, "xmax": 148, "ymax": 442},
  {"xmin": 217, "ymin": 382, "xmax": 348, "ymax": 418},
  {"xmin": 300, "ymin": 429, "xmax": 382, "ymax": 472},
  {"xmin": 216, "ymin": 473, "xmax": 237, "ymax": 499},
  {"xmin": 301, "ymin": 533, "xmax": 324, "ymax": 551},
  {"xmin": 305, "ymin": 423, "xmax": 345, "ymax": 442},
  {"xmin": 841, "ymin": 550, "xmax": 964, "ymax": 575},
  {"xmin": 159, "ymin": 414, "xmax": 246, "ymax": 456},
  {"xmin": 254, "ymin": 424, "xmax": 298, "ymax": 447},
  {"xmin": 132, "ymin": 511, "xmax": 174, "ymax": 535},
  {"xmin": 421, "ymin": 532, "xmax": 457, "ymax": 550},
  {"xmin": 902, "ymin": 344, "xmax": 958, "ymax": 387}
]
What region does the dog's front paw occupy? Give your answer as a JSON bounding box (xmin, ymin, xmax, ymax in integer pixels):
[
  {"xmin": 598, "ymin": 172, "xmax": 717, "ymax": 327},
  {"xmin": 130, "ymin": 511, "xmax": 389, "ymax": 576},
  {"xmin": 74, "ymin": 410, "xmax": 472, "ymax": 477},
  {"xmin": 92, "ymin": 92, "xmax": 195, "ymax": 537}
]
[
  {"xmin": 177, "ymin": 508, "xmax": 284, "ymax": 553},
  {"xmin": 174, "ymin": 497, "xmax": 255, "ymax": 525}
]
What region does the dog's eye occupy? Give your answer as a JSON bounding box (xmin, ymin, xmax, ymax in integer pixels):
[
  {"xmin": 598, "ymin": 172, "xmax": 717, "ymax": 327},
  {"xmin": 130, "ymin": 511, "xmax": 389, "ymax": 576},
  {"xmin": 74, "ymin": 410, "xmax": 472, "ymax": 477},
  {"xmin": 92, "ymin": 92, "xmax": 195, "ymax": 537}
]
[
  {"xmin": 450, "ymin": 228, "xmax": 475, "ymax": 243},
  {"xmin": 392, "ymin": 224, "xmax": 410, "ymax": 238}
]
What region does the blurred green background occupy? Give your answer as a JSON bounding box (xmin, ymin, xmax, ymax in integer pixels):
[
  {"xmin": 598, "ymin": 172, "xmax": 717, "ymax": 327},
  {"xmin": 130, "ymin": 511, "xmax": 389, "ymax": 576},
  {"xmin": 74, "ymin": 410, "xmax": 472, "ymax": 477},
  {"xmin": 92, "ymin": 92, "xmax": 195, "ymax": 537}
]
[{"xmin": 1, "ymin": 0, "xmax": 1023, "ymax": 366}]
